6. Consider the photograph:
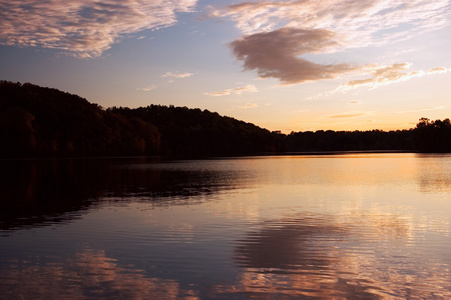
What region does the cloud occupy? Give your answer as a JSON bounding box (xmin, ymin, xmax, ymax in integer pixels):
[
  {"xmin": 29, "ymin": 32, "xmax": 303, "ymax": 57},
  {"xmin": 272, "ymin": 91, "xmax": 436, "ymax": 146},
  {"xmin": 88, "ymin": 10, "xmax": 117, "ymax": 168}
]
[
  {"xmin": 210, "ymin": 0, "xmax": 450, "ymax": 44},
  {"xmin": 210, "ymin": 0, "xmax": 451, "ymax": 85},
  {"xmin": 0, "ymin": 249, "xmax": 198, "ymax": 299},
  {"xmin": 236, "ymin": 103, "xmax": 258, "ymax": 109},
  {"xmin": 204, "ymin": 84, "xmax": 258, "ymax": 96},
  {"xmin": 396, "ymin": 106, "xmax": 446, "ymax": 114},
  {"xmin": 337, "ymin": 63, "xmax": 424, "ymax": 91},
  {"xmin": 137, "ymin": 84, "xmax": 157, "ymax": 92},
  {"xmin": 230, "ymin": 27, "xmax": 363, "ymax": 84},
  {"xmin": 428, "ymin": 67, "xmax": 449, "ymax": 74},
  {"xmin": 325, "ymin": 112, "xmax": 369, "ymax": 119},
  {"xmin": 337, "ymin": 64, "xmax": 450, "ymax": 92},
  {"xmin": 162, "ymin": 72, "xmax": 194, "ymax": 78},
  {"xmin": 0, "ymin": 0, "xmax": 197, "ymax": 58}
]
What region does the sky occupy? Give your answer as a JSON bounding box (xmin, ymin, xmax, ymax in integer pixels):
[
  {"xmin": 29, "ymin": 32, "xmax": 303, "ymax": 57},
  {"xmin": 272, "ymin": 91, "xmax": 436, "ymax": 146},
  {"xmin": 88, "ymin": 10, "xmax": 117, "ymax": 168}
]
[{"xmin": 0, "ymin": 0, "xmax": 450, "ymax": 133}]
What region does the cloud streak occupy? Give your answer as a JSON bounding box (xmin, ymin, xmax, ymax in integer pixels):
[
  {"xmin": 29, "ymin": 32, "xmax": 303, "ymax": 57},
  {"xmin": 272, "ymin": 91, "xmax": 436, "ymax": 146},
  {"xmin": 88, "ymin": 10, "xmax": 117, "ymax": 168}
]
[
  {"xmin": 0, "ymin": 0, "xmax": 197, "ymax": 58},
  {"xmin": 325, "ymin": 112, "xmax": 369, "ymax": 119},
  {"xmin": 236, "ymin": 103, "xmax": 258, "ymax": 109},
  {"xmin": 204, "ymin": 84, "xmax": 258, "ymax": 96},
  {"xmin": 137, "ymin": 84, "xmax": 157, "ymax": 92},
  {"xmin": 337, "ymin": 64, "xmax": 449, "ymax": 92},
  {"xmin": 162, "ymin": 72, "xmax": 194, "ymax": 79},
  {"xmin": 396, "ymin": 106, "xmax": 446, "ymax": 114}
]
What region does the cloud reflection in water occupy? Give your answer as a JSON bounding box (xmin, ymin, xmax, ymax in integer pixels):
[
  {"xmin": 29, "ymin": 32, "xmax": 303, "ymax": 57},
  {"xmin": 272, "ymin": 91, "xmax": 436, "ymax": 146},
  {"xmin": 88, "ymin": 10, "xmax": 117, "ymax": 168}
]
[
  {"xmin": 0, "ymin": 249, "xmax": 199, "ymax": 300},
  {"xmin": 213, "ymin": 212, "xmax": 451, "ymax": 299}
]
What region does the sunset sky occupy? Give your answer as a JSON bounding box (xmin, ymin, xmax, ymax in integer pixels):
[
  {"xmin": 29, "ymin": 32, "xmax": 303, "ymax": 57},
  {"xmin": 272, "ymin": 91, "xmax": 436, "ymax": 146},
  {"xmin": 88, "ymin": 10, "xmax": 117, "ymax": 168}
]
[{"xmin": 1, "ymin": 0, "xmax": 450, "ymax": 133}]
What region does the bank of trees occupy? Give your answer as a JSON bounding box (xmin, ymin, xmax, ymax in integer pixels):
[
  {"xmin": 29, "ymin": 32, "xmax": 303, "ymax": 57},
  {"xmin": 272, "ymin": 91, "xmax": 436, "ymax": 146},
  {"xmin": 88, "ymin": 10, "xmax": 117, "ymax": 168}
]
[
  {"xmin": 0, "ymin": 81, "xmax": 160, "ymax": 157},
  {"xmin": 109, "ymin": 105, "xmax": 286, "ymax": 157},
  {"xmin": 1, "ymin": 81, "xmax": 450, "ymax": 157},
  {"xmin": 0, "ymin": 81, "xmax": 282, "ymax": 157}
]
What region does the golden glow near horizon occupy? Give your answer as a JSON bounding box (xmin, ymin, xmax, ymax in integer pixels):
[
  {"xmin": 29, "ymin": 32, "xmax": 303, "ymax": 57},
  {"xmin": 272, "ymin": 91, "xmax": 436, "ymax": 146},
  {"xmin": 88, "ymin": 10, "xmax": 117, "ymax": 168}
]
[{"xmin": 0, "ymin": 0, "xmax": 450, "ymax": 133}]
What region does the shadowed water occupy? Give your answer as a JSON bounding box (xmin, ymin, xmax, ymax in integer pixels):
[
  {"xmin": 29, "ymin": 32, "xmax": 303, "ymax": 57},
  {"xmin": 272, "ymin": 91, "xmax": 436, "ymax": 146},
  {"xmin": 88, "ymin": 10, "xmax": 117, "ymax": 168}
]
[{"xmin": 1, "ymin": 154, "xmax": 451, "ymax": 299}]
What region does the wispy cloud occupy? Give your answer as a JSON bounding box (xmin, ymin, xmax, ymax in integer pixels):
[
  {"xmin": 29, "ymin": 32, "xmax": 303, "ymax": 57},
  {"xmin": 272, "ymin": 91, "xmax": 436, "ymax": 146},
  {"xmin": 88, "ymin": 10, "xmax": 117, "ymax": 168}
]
[
  {"xmin": 236, "ymin": 103, "xmax": 258, "ymax": 109},
  {"xmin": 324, "ymin": 111, "xmax": 369, "ymax": 119},
  {"xmin": 337, "ymin": 64, "xmax": 449, "ymax": 92},
  {"xmin": 162, "ymin": 72, "xmax": 194, "ymax": 78},
  {"xmin": 137, "ymin": 84, "xmax": 157, "ymax": 92},
  {"xmin": 396, "ymin": 106, "xmax": 446, "ymax": 114},
  {"xmin": 428, "ymin": 67, "xmax": 449, "ymax": 74},
  {"xmin": 337, "ymin": 63, "xmax": 423, "ymax": 91},
  {"xmin": 204, "ymin": 84, "xmax": 258, "ymax": 96},
  {"xmin": 137, "ymin": 71, "xmax": 194, "ymax": 91},
  {"xmin": 210, "ymin": 0, "xmax": 450, "ymax": 44},
  {"xmin": 0, "ymin": 0, "xmax": 197, "ymax": 58}
]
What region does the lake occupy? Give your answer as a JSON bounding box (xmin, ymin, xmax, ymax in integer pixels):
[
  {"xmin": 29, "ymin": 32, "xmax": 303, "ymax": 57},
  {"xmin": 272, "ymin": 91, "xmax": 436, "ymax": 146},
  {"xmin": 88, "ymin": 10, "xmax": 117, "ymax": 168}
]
[{"xmin": 1, "ymin": 153, "xmax": 451, "ymax": 299}]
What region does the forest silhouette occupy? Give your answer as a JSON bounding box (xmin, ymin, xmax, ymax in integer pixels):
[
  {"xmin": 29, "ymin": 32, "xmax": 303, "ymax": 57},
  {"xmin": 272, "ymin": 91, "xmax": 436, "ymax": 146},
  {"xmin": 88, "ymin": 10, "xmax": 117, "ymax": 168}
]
[{"xmin": 1, "ymin": 80, "xmax": 449, "ymax": 158}]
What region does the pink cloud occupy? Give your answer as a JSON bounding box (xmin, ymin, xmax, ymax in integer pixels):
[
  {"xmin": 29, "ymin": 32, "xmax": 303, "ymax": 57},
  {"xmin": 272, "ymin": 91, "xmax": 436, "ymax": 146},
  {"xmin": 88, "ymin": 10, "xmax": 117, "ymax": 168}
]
[
  {"xmin": 209, "ymin": 0, "xmax": 450, "ymax": 44},
  {"xmin": 0, "ymin": 0, "xmax": 197, "ymax": 58},
  {"xmin": 230, "ymin": 27, "xmax": 361, "ymax": 84},
  {"xmin": 210, "ymin": 0, "xmax": 450, "ymax": 86}
]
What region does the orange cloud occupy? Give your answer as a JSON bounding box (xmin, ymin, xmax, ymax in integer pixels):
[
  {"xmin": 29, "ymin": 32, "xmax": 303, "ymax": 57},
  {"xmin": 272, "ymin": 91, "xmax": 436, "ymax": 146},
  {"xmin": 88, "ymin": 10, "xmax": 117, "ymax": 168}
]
[
  {"xmin": 325, "ymin": 112, "xmax": 369, "ymax": 119},
  {"xmin": 230, "ymin": 27, "xmax": 361, "ymax": 84},
  {"xmin": 0, "ymin": 0, "xmax": 197, "ymax": 58},
  {"xmin": 428, "ymin": 67, "xmax": 449, "ymax": 74}
]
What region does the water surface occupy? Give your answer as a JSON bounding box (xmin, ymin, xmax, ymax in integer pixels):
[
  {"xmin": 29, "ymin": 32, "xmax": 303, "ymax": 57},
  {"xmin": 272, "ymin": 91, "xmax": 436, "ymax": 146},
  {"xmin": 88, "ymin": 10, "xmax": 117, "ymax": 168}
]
[{"xmin": 1, "ymin": 154, "xmax": 451, "ymax": 299}]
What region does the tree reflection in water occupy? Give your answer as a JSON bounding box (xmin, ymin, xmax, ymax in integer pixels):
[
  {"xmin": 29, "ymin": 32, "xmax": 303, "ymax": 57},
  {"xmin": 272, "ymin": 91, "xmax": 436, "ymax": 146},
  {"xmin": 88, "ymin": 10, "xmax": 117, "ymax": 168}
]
[{"xmin": 0, "ymin": 158, "xmax": 249, "ymax": 231}]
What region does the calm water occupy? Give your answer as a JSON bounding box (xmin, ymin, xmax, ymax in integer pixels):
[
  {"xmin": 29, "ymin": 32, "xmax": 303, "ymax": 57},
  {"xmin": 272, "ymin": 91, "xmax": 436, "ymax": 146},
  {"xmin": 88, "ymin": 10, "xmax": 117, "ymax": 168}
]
[{"xmin": 1, "ymin": 154, "xmax": 451, "ymax": 299}]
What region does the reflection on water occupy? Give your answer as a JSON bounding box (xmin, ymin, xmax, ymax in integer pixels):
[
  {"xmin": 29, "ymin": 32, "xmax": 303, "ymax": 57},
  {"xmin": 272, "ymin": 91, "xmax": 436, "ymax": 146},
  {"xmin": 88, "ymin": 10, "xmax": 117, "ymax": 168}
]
[
  {"xmin": 1, "ymin": 154, "xmax": 451, "ymax": 299},
  {"xmin": 416, "ymin": 154, "xmax": 451, "ymax": 193},
  {"xmin": 234, "ymin": 214, "xmax": 346, "ymax": 271},
  {"xmin": 217, "ymin": 211, "xmax": 451, "ymax": 299},
  {"xmin": 0, "ymin": 248, "xmax": 199, "ymax": 300},
  {"xmin": 0, "ymin": 158, "xmax": 251, "ymax": 230}
]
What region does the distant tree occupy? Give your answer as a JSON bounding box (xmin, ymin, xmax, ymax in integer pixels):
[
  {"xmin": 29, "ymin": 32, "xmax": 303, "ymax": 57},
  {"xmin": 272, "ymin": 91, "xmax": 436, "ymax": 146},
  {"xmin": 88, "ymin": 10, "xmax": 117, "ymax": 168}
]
[
  {"xmin": 413, "ymin": 118, "xmax": 451, "ymax": 152},
  {"xmin": 286, "ymin": 129, "xmax": 414, "ymax": 152}
]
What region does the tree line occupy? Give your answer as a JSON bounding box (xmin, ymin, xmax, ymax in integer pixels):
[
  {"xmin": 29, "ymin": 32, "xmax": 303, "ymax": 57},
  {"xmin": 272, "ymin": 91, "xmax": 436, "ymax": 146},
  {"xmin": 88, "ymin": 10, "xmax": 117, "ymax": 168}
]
[{"xmin": 0, "ymin": 80, "xmax": 449, "ymax": 158}]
